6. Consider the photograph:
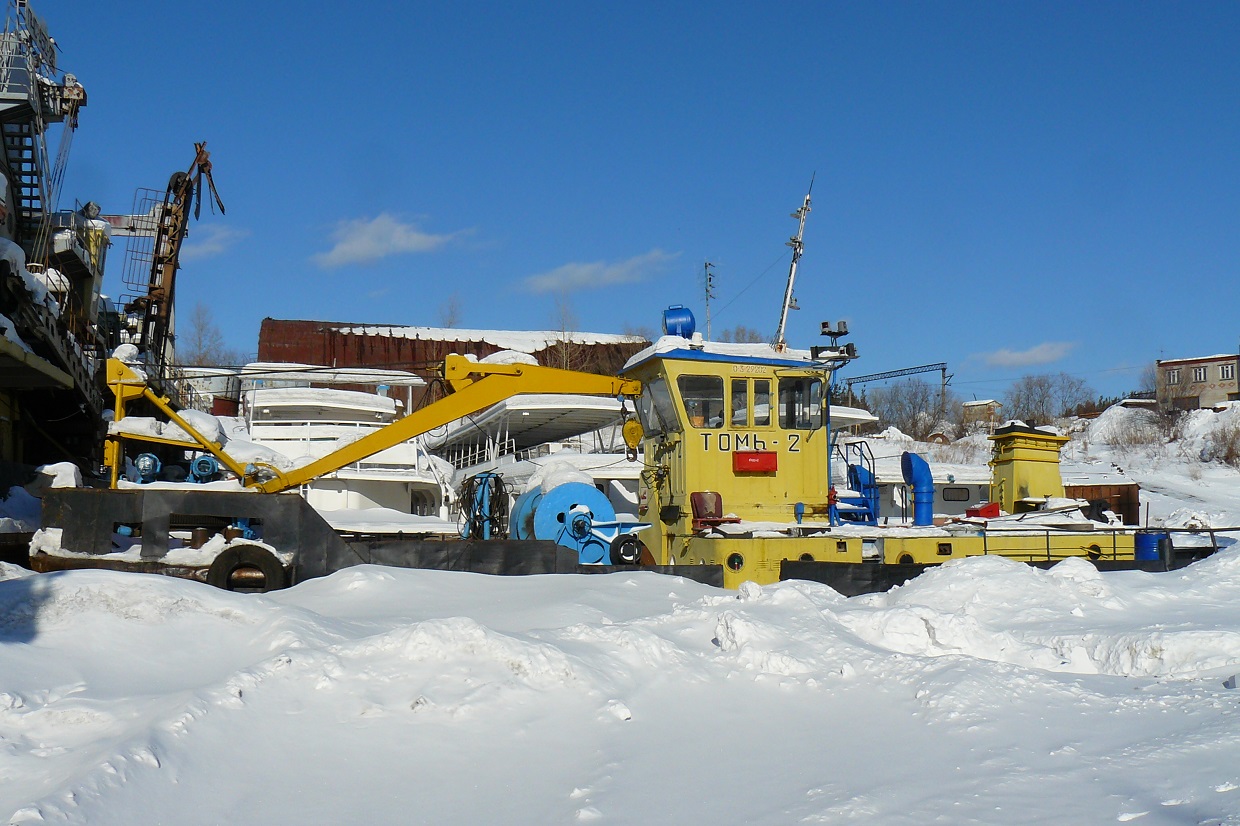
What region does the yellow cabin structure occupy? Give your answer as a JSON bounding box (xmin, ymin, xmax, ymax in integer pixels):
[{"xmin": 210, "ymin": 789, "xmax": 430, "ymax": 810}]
[
  {"xmin": 621, "ymin": 336, "xmax": 1134, "ymax": 588},
  {"xmin": 621, "ymin": 336, "xmax": 864, "ymax": 588},
  {"xmin": 988, "ymin": 424, "xmax": 1069, "ymax": 514}
]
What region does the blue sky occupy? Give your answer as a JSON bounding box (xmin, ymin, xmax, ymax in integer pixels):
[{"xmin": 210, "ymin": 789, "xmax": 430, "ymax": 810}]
[{"xmin": 44, "ymin": 1, "xmax": 1240, "ymax": 399}]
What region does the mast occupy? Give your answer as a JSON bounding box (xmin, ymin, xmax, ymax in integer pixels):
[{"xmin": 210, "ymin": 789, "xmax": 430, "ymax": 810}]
[{"xmin": 773, "ymin": 176, "xmax": 813, "ymax": 352}]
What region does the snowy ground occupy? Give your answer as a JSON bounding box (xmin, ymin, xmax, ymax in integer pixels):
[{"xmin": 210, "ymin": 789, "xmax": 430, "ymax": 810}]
[{"xmin": 5, "ymin": 406, "xmax": 1240, "ymax": 824}]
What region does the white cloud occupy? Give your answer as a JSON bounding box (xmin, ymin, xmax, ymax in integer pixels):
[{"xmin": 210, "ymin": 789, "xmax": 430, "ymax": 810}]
[
  {"xmin": 312, "ymin": 213, "xmax": 463, "ymax": 268},
  {"xmin": 180, "ymin": 224, "xmax": 249, "ymax": 262},
  {"xmin": 980, "ymin": 341, "xmax": 1076, "ymax": 368},
  {"xmin": 522, "ymin": 249, "xmax": 678, "ymax": 293}
]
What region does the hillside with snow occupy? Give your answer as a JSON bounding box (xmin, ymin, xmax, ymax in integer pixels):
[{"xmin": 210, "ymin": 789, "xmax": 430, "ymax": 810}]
[{"xmin": 4, "ymin": 405, "xmax": 1240, "ymax": 824}]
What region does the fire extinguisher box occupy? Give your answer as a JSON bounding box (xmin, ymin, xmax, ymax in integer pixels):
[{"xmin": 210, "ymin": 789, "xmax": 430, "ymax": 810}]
[{"xmin": 733, "ymin": 451, "xmax": 778, "ymax": 473}]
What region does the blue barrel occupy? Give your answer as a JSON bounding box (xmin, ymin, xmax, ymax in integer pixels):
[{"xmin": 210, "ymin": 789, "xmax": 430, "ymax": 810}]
[
  {"xmin": 662, "ymin": 305, "xmax": 695, "ymax": 338},
  {"xmin": 1135, "ymin": 532, "xmax": 1169, "ymax": 561}
]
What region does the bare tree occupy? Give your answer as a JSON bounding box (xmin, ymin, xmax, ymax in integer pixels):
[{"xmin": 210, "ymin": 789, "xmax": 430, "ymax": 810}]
[
  {"xmin": 621, "ymin": 323, "xmax": 656, "ymax": 342},
  {"xmin": 546, "ymin": 295, "xmax": 582, "ymax": 371},
  {"xmin": 1004, "ymin": 373, "xmax": 1094, "ymax": 424},
  {"xmin": 438, "ymin": 294, "xmax": 462, "ymax": 328},
  {"xmin": 1148, "ymin": 361, "xmax": 1191, "ymax": 436},
  {"xmin": 175, "ymin": 303, "xmax": 243, "ymax": 366},
  {"xmin": 1138, "ymin": 363, "xmax": 1158, "ymax": 396},
  {"xmin": 717, "ymin": 325, "xmax": 766, "ymax": 343},
  {"xmin": 867, "ymin": 378, "xmax": 941, "ymax": 440}
]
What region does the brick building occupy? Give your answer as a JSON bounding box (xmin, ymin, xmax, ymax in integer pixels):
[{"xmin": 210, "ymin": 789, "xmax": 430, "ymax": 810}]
[{"xmin": 1156, "ymin": 354, "xmax": 1240, "ymax": 410}]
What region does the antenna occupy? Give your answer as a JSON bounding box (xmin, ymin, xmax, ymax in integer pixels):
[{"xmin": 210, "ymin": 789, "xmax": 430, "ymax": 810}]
[
  {"xmin": 704, "ymin": 261, "xmax": 716, "ymax": 341},
  {"xmin": 773, "ymin": 174, "xmax": 814, "ymax": 352}
]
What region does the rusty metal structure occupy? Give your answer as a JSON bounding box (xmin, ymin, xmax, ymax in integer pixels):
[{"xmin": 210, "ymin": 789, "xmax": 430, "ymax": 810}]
[
  {"xmin": 0, "ymin": 0, "xmax": 107, "ymax": 468},
  {"xmin": 118, "ymin": 142, "xmax": 224, "ymax": 382},
  {"xmin": 257, "ymin": 319, "xmax": 647, "ymax": 408}
]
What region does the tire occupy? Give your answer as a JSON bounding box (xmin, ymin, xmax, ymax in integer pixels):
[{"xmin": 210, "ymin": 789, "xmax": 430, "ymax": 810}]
[
  {"xmin": 609, "ymin": 534, "xmax": 643, "ymax": 566},
  {"xmin": 206, "ymin": 544, "xmax": 287, "ymax": 592}
]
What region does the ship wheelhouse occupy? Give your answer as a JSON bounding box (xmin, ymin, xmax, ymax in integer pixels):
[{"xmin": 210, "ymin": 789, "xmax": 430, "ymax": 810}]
[{"xmin": 621, "ymin": 337, "xmax": 856, "ymax": 586}]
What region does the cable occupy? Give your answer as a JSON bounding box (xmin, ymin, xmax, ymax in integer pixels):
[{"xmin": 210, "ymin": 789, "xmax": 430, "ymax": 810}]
[
  {"xmin": 711, "ymin": 249, "xmax": 792, "ymax": 320},
  {"xmin": 457, "ymin": 473, "xmax": 509, "ymax": 539}
]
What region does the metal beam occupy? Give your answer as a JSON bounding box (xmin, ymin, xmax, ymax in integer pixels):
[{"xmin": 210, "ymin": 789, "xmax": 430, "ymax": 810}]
[{"xmin": 844, "ymin": 362, "xmax": 948, "ymax": 387}]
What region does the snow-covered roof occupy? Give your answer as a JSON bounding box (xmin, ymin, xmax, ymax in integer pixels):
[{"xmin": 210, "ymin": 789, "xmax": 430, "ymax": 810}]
[
  {"xmin": 871, "ymin": 457, "xmax": 992, "ymax": 486},
  {"xmin": 1158, "ymin": 354, "xmax": 1240, "ymax": 366},
  {"xmin": 249, "ymin": 387, "xmax": 398, "ymax": 418},
  {"xmin": 241, "ymin": 361, "xmax": 425, "ymax": 387},
  {"xmin": 424, "ymin": 394, "xmax": 624, "ymax": 451},
  {"xmin": 622, "ymin": 335, "xmax": 827, "ymax": 372},
  {"xmin": 329, "ymin": 325, "xmax": 644, "ymax": 353},
  {"xmin": 830, "ymin": 405, "xmax": 879, "ymax": 428}
]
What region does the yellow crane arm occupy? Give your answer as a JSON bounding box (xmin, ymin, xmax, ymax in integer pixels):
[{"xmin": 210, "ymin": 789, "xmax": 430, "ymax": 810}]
[
  {"xmin": 251, "ymin": 355, "xmax": 641, "ymax": 494},
  {"xmin": 104, "ymin": 358, "xmax": 253, "ymax": 486}
]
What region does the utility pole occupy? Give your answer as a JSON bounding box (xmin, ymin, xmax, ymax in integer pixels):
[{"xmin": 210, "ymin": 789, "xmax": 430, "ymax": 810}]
[{"xmin": 704, "ymin": 261, "xmax": 716, "ymax": 341}]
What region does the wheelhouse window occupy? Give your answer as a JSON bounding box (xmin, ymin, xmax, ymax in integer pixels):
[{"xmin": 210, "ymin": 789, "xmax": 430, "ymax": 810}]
[
  {"xmin": 730, "ymin": 379, "xmax": 749, "ymax": 426},
  {"xmin": 637, "ymin": 376, "xmax": 680, "ymax": 436},
  {"xmin": 778, "ymin": 377, "xmax": 823, "ymax": 430},
  {"xmin": 678, "ymin": 375, "xmax": 724, "ymax": 429}
]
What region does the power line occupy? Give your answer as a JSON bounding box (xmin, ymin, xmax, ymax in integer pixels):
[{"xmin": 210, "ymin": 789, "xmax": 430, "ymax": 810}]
[{"xmin": 711, "ymin": 249, "xmax": 791, "ymax": 319}]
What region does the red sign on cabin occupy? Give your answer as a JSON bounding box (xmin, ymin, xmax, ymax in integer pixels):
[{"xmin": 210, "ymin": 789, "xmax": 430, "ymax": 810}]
[{"xmin": 733, "ymin": 451, "xmax": 777, "ymax": 473}]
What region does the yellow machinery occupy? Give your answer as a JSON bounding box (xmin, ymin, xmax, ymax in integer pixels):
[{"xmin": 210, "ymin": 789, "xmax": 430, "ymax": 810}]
[
  {"xmin": 621, "ymin": 337, "xmax": 1134, "ymax": 589},
  {"xmin": 102, "ymin": 336, "xmax": 1136, "ymax": 593},
  {"xmin": 621, "ymin": 339, "xmax": 864, "ymax": 588},
  {"xmin": 104, "ymin": 354, "xmax": 642, "ymax": 493}
]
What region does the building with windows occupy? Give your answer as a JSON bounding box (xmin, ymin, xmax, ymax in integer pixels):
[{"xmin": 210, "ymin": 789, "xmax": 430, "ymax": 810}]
[
  {"xmin": 1156, "ymin": 354, "xmax": 1240, "ymax": 409},
  {"xmin": 962, "ymin": 399, "xmax": 1003, "ymax": 434}
]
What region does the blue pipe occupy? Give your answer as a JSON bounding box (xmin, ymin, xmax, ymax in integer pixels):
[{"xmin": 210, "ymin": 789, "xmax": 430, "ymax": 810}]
[{"xmin": 900, "ymin": 451, "xmax": 935, "ymax": 527}]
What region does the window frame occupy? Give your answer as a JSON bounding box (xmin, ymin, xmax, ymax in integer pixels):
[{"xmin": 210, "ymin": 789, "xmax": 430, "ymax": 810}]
[
  {"xmin": 777, "ymin": 376, "xmax": 824, "ymax": 430},
  {"xmin": 636, "ymin": 376, "xmax": 680, "ymax": 437},
  {"xmin": 677, "ymin": 374, "xmax": 726, "ymax": 430},
  {"xmin": 753, "ymin": 379, "xmax": 771, "ymax": 426},
  {"xmin": 941, "ymin": 486, "xmax": 972, "ymax": 502}
]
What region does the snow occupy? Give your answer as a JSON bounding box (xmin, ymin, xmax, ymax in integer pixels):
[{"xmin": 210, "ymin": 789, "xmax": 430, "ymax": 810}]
[
  {"xmin": 0, "ymin": 313, "xmax": 33, "ymax": 353},
  {"xmin": 479, "ymin": 349, "xmax": 539, "ymax": 365},
  {"xmin": 8, "ymin": 558, "xmax": 1240, "ymax": 823},
  {"xmin": 162, "ymin": 408, "xmax": 227, "ymax": 445},
  {"xmin": 333, "ymin": 324, "xmax": 643, "ymax": 354},
  {"xmin": 318, "ymin": 506, "xmax": 458, "ymax": 537},
  {"xmin": 241, "ymin": 362, "xmax": 426, "ymax": 387},
  {"xmin": 622, "ymin": 334, "xmax": 816, "ymax": 370},
  {"xmin": 9, "ymin": 410, "xmax": 1240, "ymax": 822},
  {"xmin": 526, "ymin": 458, "xmax": 598, "ymax": 495}
]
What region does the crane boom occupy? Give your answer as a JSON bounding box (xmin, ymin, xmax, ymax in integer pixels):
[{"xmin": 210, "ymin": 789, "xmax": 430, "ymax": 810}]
[
  {"xmin": 105, "ymin": 355, "xmax": 642, "ymax": 494},
  {"xmin": 135, "ymin": 142, "xmax": 225, "ymax": 373}
]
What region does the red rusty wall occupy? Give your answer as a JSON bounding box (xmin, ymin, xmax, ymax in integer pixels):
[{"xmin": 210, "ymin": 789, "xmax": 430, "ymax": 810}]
[{"xmin": 257, "ymin": 318, "xmax": 648, "ymax": 409}]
